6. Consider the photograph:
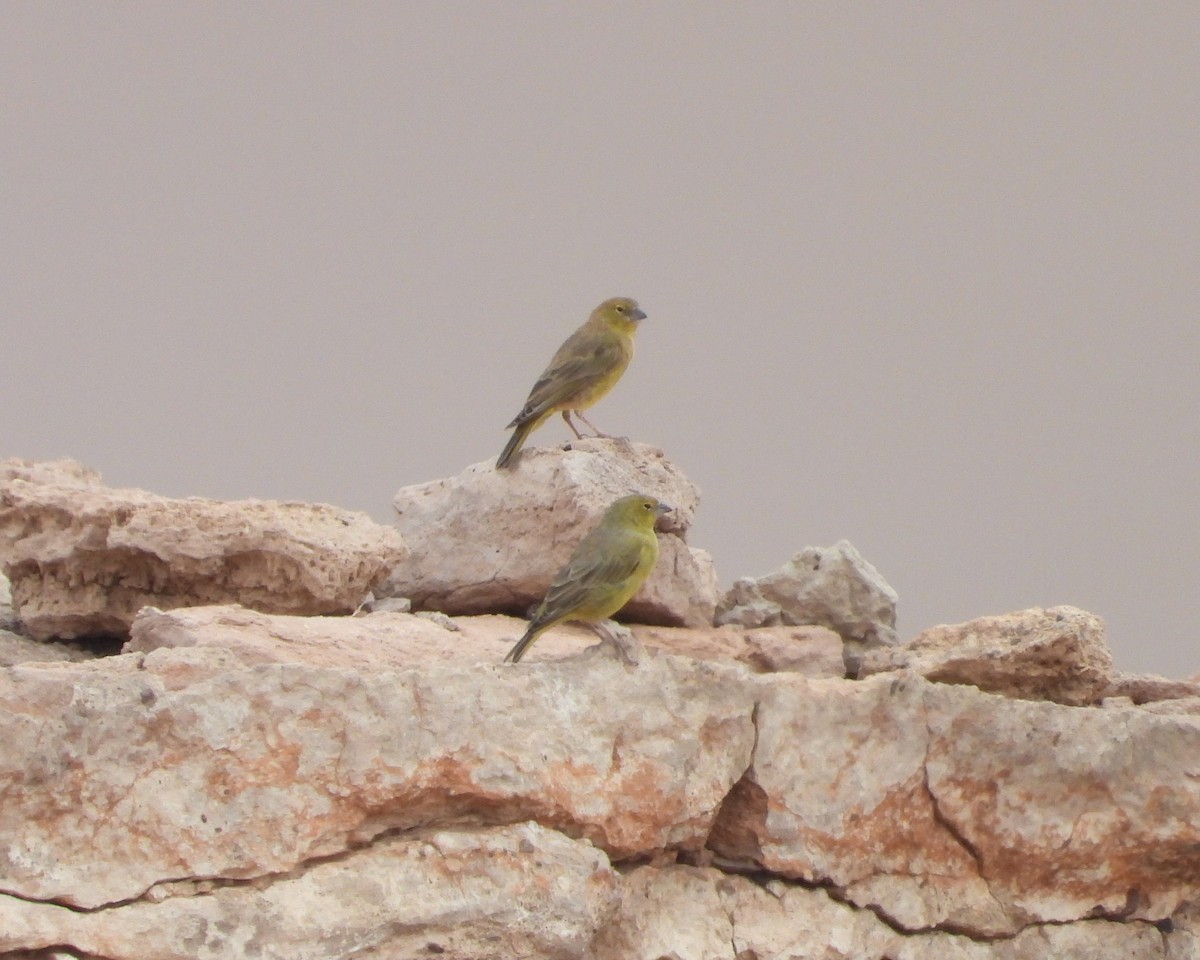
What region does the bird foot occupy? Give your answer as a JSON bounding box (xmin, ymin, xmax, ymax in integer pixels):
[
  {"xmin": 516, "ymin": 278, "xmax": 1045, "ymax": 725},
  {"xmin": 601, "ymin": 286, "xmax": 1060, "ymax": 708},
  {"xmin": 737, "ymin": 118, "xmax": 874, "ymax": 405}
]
[{"xmin": 590, "ymin": 621, "xmax": 644, "ymax": 666}]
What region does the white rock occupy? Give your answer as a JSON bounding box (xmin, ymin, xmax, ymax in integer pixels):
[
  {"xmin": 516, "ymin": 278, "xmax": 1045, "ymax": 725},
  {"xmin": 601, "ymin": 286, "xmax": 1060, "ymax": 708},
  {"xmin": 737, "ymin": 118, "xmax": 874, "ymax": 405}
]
[
  {"xmin": 716, "ymin": 540, "xmax": 899, "ymax": 669},
  {"xmin": 860, "ymin": 606, "xmax": 1114, "ymax": 705},
  {"xmin": 0, "ymin": 823, "xmax": 618, "ymax": 960},
  {"xmin": 711, "ymin": 671, "xmax": 1200, "ymax": 935},
  {"xmin": 127, "ymin": 603, "xmax": 845, "ymax": 677},
  {"xmin": 0, "ymin": 469, "xmax": 408, "ymax": 640},
  {"xmin": 0, "ymin": 645, "xmax": 754, "ymax": 908},
  {"xmin": 388, "ymin": 439, "xmax": 718, "ymax": 626}
]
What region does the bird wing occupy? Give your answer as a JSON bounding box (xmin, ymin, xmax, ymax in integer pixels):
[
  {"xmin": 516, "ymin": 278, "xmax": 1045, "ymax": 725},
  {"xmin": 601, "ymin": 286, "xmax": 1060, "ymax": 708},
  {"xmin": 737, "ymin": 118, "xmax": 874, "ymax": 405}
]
[
  {"xmin": 534, "ymin": 531, "xmax": 647, "ymax": 624},
  {"xmin": 510, "ymin": 329, "xmax": 625, "ymax": 425}
]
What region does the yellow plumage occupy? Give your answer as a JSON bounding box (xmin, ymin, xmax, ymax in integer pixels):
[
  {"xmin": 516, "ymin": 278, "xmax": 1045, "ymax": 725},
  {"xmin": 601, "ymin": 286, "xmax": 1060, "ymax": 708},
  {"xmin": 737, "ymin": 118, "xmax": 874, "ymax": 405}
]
[
  {"xmin": 497, "ymin": 297, "xmax": 646, "ymax": 469},
  {"xmin": 503, "ymin": 494, "xmax": 671, "ymax": 663}
]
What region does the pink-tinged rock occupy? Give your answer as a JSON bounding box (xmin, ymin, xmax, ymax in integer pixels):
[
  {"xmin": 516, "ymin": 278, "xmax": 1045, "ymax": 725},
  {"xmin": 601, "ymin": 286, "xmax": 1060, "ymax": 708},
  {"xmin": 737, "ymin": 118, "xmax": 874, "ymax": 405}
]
[
  {"xmin": 0, "ymin": 470, "xmax": 408, "ymax": 640},
  {"xmin": 0, "ymin": 646, "xmax": 753, "ymax": 908},
  {"xmin": 0, "ymin": 457, "xmax": 101, "ymax": 487},
  {"xmin": 0, "ymin": 629, "xmax": 97, "ymax": 666},
  {"xmin": 593, "ymin": 864, "xmax": 1171, "ymax": 960},
  {"xmin": 715, "ymin": 540, "xmax": 899, "ymax": 675},
  {"xmin": 711, "ymin": 672, "xmax": 1200, "ymax": 935},
  {"xmin": 128, "ymin": 604, "xmax": 846, "ymax": 678},
  {"xmin": 387, "ymin": 438, "xmax": 718, "ymax": 627},
  {"xmin": 859, "ymin": 606, "xmax": 1113, "ymax": 705},
  {"xmin": 1104, "ymin": 672, "xmax": 1200, "ymax": 705},
  {"xmin": 0, "ymin": 823, "xmax": 618, "ymax": 960}
]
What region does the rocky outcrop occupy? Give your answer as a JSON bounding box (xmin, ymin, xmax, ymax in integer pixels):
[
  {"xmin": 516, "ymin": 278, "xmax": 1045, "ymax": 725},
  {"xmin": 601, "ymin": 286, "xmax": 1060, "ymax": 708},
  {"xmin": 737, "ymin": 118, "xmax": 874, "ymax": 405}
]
[
  {"xmin": 709, "ymin": 670, "xmax": 1200, "ymax": 935},
  {"xmin": 1, "ymin": 455, "xmax": 1197, "ymax": 959},
  {"xmin": 859, "ymin": 605, "xmax": 1114, "ymax": 705},
  {"xmin": 716, "ymin": 539, "xmax": 899, "ymax": 673},
  {"xmin": 127, "ymin": 603, "xmax": 848, "ymax": 676},
  {"xmin": 0, "ymin": 571, "xmax": 13, "ymax": 632},
  {"xmin": 0, "ymin": 644, "xmax": 754, "ymax": 909},
  {"xmin": 0, "ymin": 464, "xmax": 408, "ymax": 640},
  {"xmin": 2, "ymin": 626, "xmax": 1199, "ymax": 957},
  {"xmin": 387, "ymin": 438, "xmax": 719, "ymax": 626},
  {"xmin": 1, "ymin": 822, "xmax": 618, "ymax": 959}
]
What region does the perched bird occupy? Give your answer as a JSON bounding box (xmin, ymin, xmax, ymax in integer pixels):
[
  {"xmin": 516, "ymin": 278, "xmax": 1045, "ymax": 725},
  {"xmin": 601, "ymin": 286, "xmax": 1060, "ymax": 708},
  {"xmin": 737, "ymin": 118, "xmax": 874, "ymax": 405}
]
[
  {"xmin": 497, "ymin": 296, "xmax": 647, "ymax": 469},
  {"xmin": 503, "ymin": 493, "xmax": 671, "ymax": 663}
]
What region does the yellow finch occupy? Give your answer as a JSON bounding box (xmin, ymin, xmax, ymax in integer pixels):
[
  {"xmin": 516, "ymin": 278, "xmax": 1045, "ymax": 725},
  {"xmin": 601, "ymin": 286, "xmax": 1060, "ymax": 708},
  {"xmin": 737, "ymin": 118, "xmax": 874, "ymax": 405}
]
[
  {"xmin": 503, "ymin": 494, "xmax": 671, "ymax": 663},
  {"xmin": 497, "ymin": 296, "xmax": 646, "ymax": 469}
]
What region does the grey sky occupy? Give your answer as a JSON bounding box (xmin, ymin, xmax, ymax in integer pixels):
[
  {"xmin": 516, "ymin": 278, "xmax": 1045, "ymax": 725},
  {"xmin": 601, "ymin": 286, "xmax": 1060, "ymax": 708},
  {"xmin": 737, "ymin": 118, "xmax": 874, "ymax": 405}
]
[{"xmin": 3, "ymin": 3, "xmax": 1197, "ymax": 675}]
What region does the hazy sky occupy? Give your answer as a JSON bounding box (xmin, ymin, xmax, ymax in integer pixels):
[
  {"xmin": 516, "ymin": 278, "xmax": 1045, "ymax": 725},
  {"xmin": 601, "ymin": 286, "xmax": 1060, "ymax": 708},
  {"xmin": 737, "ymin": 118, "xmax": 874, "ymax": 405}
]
[{"xmin": 3, "ymin": 4, "xmax": 1197, "ymax": 676}]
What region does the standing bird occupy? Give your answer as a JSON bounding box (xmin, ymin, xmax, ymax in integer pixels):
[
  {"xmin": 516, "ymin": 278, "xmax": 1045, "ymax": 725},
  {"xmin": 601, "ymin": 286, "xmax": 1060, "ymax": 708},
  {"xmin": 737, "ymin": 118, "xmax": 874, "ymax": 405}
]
[
  {"xmin": 496, "ymin": 296, "xmax": 647, "ymax": 469},
  {"xmin": 503, "ymin": 493, "xmax": 672, "ymax": 663}
]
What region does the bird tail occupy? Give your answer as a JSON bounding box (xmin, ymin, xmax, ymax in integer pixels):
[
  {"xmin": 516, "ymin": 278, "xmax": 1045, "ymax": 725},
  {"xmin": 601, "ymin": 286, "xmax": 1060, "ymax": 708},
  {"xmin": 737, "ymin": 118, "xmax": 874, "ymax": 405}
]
[
  {"xmin": 496, "ymin": 420, "xmax": 534, "ymax": 469},
  {"xmin": 503, "ymin": 622, "xmax": 543, "ymax": 663}
]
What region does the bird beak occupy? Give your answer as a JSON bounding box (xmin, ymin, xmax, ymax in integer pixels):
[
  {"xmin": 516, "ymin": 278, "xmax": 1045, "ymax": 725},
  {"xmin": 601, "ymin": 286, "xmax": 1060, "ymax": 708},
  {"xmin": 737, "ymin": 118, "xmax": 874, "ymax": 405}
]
[
  {"xmin": 654, "ymin": 502, "xmax": 672, "ymax": 518},
  {"xmin": 629, "ymin": 308, "xmax": 647, "ymax": 321}
]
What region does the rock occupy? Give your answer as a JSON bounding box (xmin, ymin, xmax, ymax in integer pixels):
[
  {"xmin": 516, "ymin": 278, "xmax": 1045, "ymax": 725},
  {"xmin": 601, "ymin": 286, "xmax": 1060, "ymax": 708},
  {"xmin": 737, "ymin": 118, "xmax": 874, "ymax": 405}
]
[
  {"xmin": 0, "ymin": 470, "xmax": 409, "ymax": 640},
  {"xmin": 859, "ymin": 606, "xmax": 1113, "ymax": 705},
  {"xmin": 0, "ymin": 822, "xmax": 618, "ymax": 960},
  {"xmin": 715, "ymin": 540, "xmax": 898, "ymax": 671},
  {"xmin": 0, "ymin": 456, "xmax": 101, "ymax": 487},
  {"xmin": 632, "ymin": 623, "xmax": 847, "ymax": 677},
  {"xmin": 0, "ymin": 572, "xmax": 13, "ymax": 631},
  {"xmin": 0, "ymin": 630, "xmax": 98, "ymax": 667},
  {"xmin": 0, "ymin": 645, "xmax": 754, "ymax": 908},
  {"xmin": 593, "ymin": 864, "xmax": 1172, "ymax": 960},
  {"xmin": 1104, "ymin": 671, "xmax": 1200, "ymax": 705},
  {"xmin": 387, "ymin": 438, "xmax": 718, "ymax": 627},
  {"xmin": 127, "ymin": 604, "xmax": 845, "ymax": 677},
  {"xmin": 710, "ymin": 671, "xmax": 1200, "ymax": 935}
]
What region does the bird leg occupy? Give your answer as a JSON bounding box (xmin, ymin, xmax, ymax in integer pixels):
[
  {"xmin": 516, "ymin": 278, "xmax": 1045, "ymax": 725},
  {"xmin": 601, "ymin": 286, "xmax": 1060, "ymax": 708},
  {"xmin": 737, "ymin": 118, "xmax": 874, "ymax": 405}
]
[
  {"xmin": 561, "ymin": 410, "xmax": 587, "ymax": 440},
  {"xmin": 573, "ymin": 410, "xmax": 612, "ymax": 439},
  {"xmin": 585, "ymin": 620, "xmax": 644, "ymax": 666}
]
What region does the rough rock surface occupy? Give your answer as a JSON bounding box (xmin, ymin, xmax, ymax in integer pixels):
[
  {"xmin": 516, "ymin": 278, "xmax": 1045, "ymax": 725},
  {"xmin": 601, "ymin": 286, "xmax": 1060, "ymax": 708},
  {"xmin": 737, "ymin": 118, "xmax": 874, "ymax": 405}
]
[
  {"xmin": 2, "ymin": 603, "xmax": 1199, "ymax": 957},
  {"xmin": 0, "ymin": 474, "xmax": 408, "ymax": 640},
  {"xmin": 710, "ymin": 671, "xmax": 1200, "ymax": 935},
  {"xmin": 594, "ymin": 864, "xmax": 1180, "ymax": 960},
  {"xmin": 0, "ymin": 822, "xmax": 617, "ymax": 960},
  {"xmin": 715, "ymin": 540, "xmax": 899, "ymax": 671},
  {"xmin": 860, "ymin": 605, "xmax": 1113, "ymax": 705},
  {"xmin": 0, "ymin": 456, "xmax": 102, "ymax": 487},
  {"xmin": 0, "ymin": 646, "xmax": 754, "ymax": 908},
  {"xmin": 128, "ymin": 603, "xmax": 847, "ymax": 676},
  {"xmin": 0, "ymin": 628, "xmax": 98, "ymax": 666},
  {"xmin": 387, "ymin": 438, "xmax": 719, "ymax": 626},
  {"xmin": 2, "ymin": 456, "xmax": 1197, "ymax": 959},
  {"xmin": 0, "ymin": 571, "xmax": 13, "ymax": 631},
  {"xmin": 1104, "ymin": 671, "xmax": 1200, "ymax": 705}
]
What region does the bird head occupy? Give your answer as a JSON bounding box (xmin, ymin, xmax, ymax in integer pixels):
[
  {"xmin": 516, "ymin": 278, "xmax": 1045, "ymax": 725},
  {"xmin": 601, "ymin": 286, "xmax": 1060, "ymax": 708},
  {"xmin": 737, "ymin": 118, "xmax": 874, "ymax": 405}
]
[
  {"xmin": 593, "ymin": 297, "xmax": 646, "ymax": 332},
  {"xmin": 607, "ymin": 493, "xmax": 672, "ymax": 530}
]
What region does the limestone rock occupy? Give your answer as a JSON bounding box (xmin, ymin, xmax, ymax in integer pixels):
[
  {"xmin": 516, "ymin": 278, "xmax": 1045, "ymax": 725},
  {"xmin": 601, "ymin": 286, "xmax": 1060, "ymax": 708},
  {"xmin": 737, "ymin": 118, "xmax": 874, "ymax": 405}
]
[
  {"xmin": 1104, "ymin": 671, "xmax": 1200, "ymax": 705},
  {"xmin": 715, "ymin": 540, "xmax": 899, "ymax": 670},
  {"xmin": 632, "ymin": 623, "xmax": 846, "ymax": 676},
  {"xmin": 0, "ymin": 456, "xmax": 101, "ymax": 487},
  {"xmin": 0, "ymin": 646, "xmax": 754, "ymax": 908},
  {"xmin": 0, "ymin": 572, "xmax": 13, "ymax": 631},
  {"xmin": 0, "ymin": 471, "xmax": 408, "ymax": 640},
  {"xmin": 593, "ymin": 864, "xmax": 1172, "ymax": 960},
  {"xmin": 710, "ymin": 671, "xmax": 1200, "ymax": 935},
  {"xmin": 0, "ymin": 629, "xmax": 98, "ymax": 666},
  {"xmin": 388, "ymin": 438, "xmax": 718, "ymax": 626},
  {"xmin": 860, "ymin": 606, "xmax": 1113, "ymax": 705},
  {"xmin": 0, "ymin": 822, "xmax": 618, "ymax": 960},
  {"xmin": 128, "ymin": 604, "xmax": 845, "ymax": 678}
]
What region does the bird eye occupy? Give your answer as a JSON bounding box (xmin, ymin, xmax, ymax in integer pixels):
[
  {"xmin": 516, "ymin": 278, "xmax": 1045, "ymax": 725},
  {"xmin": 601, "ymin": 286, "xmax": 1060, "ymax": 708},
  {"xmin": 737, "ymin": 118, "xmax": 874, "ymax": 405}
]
[{"xmin": 615, "ymin": 305, "xmax": 625, "ymax": 313}]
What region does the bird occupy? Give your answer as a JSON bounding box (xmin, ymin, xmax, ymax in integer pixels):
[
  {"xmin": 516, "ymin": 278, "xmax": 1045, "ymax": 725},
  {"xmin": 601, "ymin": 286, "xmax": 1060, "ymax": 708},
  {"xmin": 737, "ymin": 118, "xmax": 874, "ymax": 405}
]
[
  {"xmin": 503, "ymin": 493, "xmax": 672, "ymax": 663},
  {"xmin": 496, "ymin": 296, "xmax": 647, "ymax": 469}
]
